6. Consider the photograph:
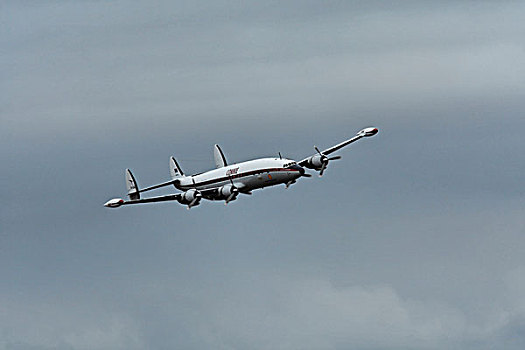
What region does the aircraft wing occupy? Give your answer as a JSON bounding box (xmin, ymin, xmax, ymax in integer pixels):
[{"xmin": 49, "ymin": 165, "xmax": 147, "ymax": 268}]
[
  {"xmin": 298, "ymin": 127, "xmax": 378, "ymax": 165},
  {"xmin": 104, "ymin": 183, "xmax": 248, "ymax": 208},
  {"xmin": 297, "ymin": 127, "xmax": 378, "ymax": 175},
  {"xmin": 104, "ymin": 194, "xmax": 181, "ymax": 208}
]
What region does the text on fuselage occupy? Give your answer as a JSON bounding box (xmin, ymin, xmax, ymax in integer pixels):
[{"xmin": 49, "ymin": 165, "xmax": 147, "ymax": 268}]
[{"xmin": 226, "ymin": 167, "xmax": 239, "ymax": 176}]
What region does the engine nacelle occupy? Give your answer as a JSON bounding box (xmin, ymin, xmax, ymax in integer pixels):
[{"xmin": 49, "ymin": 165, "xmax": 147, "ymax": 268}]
[
  {"xmin": 303, "ymin": 147, "xmax": 341, "ymax": 176},
  {"xmin": 218, "ymin": 184, "xmax": 238, "ymax": 202},
  {"xmin": 307, "ymin": 154, "xmax": 324, "ymax": 169},
  {"xmin": 219, "ymin": 184, "xmax": 235, "ymax": 197},
  {"xmin": 178, "ymin": 189, "xmax": 202, "ymax": 207}
]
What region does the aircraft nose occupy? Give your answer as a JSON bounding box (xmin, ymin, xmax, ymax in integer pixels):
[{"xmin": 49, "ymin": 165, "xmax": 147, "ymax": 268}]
[{"xmin": 292, "ymin": 165, "xmax": 305, "ymax": 175}]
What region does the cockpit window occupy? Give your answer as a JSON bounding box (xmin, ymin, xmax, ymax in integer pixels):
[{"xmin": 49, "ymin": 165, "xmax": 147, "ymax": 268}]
[{"xmin": 283, "ymin": 162, "xmax": 297, "ymax": 168}]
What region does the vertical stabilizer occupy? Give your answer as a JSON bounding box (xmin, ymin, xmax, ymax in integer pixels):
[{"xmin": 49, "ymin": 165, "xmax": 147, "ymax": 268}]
[
  {"xmin": 125, "ymin": 169, "xmax": 140, "ymax": 200},
  {"xmin": 214, "ymin": 144, "xmax": 228, "ymax": 168},
  {"xmin": 170, "ymin": 157, "xmax": 184, "ymax": 179}
]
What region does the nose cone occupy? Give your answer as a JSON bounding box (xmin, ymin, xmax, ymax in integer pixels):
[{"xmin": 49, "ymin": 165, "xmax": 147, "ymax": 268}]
[{"xmin": 291, "ymin": 164, "xmax": 305, "ymax": 176}]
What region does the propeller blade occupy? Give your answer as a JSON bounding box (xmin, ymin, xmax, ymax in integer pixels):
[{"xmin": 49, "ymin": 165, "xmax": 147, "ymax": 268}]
[
  {"xmin": 314, "ymin": 146, "xmax": 322, "ymax": 155},
  {"xmin": 188, "ymin": 197, "xmax": 200, "ymax": 208},
  {"xmin": 328, "ymin": 156, "xmax": 341, "ymax": 161},
  {"xmin": 319, "ymin": 162, "xmax": 327, "ymax": 176},
  {"xmin": 225, "ymin": 190, "xmax": 238, "ymax": 204},
  {"xmin": 301, "ymin": 173, "xmax": 312, "ymax": 177}
]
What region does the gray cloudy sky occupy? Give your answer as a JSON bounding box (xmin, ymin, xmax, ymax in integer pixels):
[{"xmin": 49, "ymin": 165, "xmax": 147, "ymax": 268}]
[{"xmin": 1, "ymin": 1, "xmax": 525, "ymax": 349}]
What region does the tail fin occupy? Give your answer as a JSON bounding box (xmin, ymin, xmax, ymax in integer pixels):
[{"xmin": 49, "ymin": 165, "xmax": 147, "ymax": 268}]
[
  {"xmin": 125, "ymin": 169, "xmax": 140, "ymax": 200},
  {"xmin": 214, "ymin": 144, "xmax": 228, "ymax": 168},
  {"xmin": 170, "ymin": 157, "xmax": 184, "ymax": 179}
]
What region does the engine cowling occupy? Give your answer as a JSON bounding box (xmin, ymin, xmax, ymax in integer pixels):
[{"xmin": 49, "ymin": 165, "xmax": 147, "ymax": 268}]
[
  {"xmin": 178, "ymin": 189, "xmax": 202, "ymax": 207},
  {"xmin": 307, "ymin": 154, "xmax": 324, "ymax": 169},
  {"xmin": 303, "ymin": 146, "xmax": 341, "ymax": 176},
  {"xmin": 218, "ymin": 184, "xmax": 238, "ymax": 202},
  {"xmin": 219, "ymin": 184, "xmax": 235, "ymax": 197}
]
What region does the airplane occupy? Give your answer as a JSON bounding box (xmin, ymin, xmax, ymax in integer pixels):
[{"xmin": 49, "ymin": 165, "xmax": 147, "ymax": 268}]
[{"xmin": 104, "ymin": 126, "xmax": 378, "ymax": 209}]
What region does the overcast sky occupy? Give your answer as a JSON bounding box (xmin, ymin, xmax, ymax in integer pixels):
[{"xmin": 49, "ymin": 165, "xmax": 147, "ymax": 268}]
[{"xmin": 2, "ymin": 1, "xmax": 525, "ymax": 349}]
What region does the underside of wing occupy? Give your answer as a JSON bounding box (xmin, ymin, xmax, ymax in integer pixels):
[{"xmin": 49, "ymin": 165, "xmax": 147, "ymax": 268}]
[
  {"xmin": 105, "ymin": 180, "xmax": 249, "ymax": 209},
  {"xmin": 199, "ymin": 182, "xmax": 248, "ymax": 202},
  {"xmin": 104, "ymin": 194, "xmax": 181, "ymax": 208}
]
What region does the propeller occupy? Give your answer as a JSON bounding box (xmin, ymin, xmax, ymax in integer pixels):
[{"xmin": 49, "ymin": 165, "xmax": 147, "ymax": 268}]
[
  {"xmin": 314, "ymin": 146, "xmax": 342, "ymax": 176},
  {"xmin": 186, "ymin": 177, "xmax": 202, "ymax": 209},
  {"xmin": 225, "ymin": 176, "xmax": 239, "ymax": 204}
]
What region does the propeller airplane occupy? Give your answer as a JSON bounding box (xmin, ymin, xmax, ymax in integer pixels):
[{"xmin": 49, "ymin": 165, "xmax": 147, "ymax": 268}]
[{"xmin": 104, "ymin": 126, "xmax": 378, "ymax": 209}]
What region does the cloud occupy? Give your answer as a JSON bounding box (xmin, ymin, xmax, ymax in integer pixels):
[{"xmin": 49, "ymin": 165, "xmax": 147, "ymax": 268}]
[
  {"xmin": 3, "ymin": 271, "xmax": 525, "ymax": 350},
  {"xmin": 1, "ymin": 296, "xmax": 143, "ymax": 350},
  {"xmin": 2, "ymin": 1, "xmax": 525, "ymax": 139},
  {"xmin": 202, "ymin": 277, "xmax": 467, "ymax": 349}
]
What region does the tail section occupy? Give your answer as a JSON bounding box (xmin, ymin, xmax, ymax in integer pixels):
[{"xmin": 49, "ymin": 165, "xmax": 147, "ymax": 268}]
[
  {"xmin": 214, "ymin": 144, "xmax": 228, "ymax": 168},
  {"xmin": 170, "ymin": 156, "xmax": 185, "ymax": 179},
  {"xmin": 125, "ymin": 169, "xmax": 140, "ymax": 200}
]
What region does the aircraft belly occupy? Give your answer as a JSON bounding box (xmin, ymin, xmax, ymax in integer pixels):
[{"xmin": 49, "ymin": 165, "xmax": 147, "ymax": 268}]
[
  {"xmin": 238, "ymin": 176, "xmax": 252, "ymax": 189},
  {"xmin": 257, "ymin": 171, "xmax": 289, "ymax": 188}
]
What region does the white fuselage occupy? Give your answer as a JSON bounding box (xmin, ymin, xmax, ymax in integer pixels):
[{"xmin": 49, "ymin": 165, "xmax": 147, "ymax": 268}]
[{"xmin": 177, "ymin": 158, "xmax": 303, "ymax": 194}]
